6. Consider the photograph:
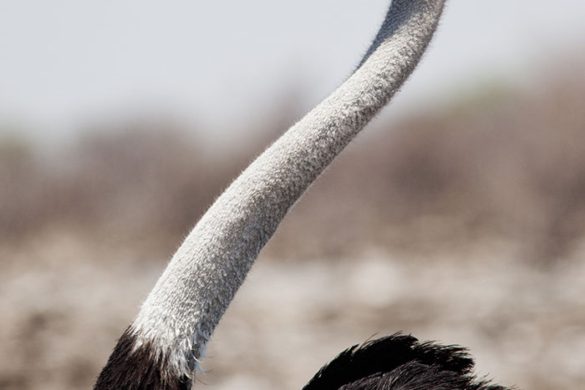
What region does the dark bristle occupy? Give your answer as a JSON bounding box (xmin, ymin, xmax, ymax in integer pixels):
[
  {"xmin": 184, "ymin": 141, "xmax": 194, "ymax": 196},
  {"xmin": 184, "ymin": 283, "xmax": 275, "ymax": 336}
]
[
  {"xmin": 303, "ymin": 333, "xmax": 508, "ymax": 390},
  {"xmin": 94, "ymin": 327, "xmax": 192, "ymax": 390},
  {"xmin": 340, "ymin": 362, "xmax": 475, "ymax": 390}
]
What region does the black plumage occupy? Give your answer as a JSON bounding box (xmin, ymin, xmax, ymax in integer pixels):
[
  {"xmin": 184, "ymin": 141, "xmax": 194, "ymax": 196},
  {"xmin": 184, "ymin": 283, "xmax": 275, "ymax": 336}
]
[
  {"xmin": 303, "ymin": 334, "xmax": 508, "ymax": 390},
  {"xmin": 94, "ymin": 328, "xmax": 191, "ymax": 390}
]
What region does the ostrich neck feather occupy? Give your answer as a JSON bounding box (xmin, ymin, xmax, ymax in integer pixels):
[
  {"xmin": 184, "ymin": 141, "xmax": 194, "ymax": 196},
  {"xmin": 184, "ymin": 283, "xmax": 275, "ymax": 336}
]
[{"xmin": 102, "ymin": 0, "xmax": 447, "ymax": 382}]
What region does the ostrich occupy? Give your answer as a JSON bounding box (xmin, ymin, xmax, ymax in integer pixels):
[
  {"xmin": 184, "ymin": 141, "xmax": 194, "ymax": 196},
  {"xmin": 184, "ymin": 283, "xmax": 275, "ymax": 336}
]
[{"xmin": 95, "ymin": 0, "xmax": 507, "ymax": 389}]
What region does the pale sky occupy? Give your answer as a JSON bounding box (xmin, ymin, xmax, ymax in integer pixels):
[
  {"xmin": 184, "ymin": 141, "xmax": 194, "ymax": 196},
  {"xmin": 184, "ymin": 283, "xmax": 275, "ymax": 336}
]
[{"xmin": 1, "ymin": 0, "xmax": 584, "ymax": 145}]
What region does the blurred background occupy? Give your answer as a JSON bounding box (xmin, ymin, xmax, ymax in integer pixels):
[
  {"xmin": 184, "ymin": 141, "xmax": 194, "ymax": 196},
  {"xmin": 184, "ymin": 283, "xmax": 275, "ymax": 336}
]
[{"xmin": 1, "ymin": 0, "xmax": 585, "ymax": 389}]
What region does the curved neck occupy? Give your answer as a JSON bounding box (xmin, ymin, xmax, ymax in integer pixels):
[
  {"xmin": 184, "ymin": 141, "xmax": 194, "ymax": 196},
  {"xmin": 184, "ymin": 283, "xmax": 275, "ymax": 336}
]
[{"xmin": 128, "ymin": 0, "xmax": 445, "ymax": 379}]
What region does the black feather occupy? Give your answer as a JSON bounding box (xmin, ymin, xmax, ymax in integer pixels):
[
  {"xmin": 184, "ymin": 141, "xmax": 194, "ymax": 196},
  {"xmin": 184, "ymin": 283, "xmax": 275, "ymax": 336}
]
[
  {"xmin": 94, "ymin": 328, "xmax": 192, "ymax": 390},
  {"xmin": 303, "ymin": 333, "xmax": 508, "ymax": 390}
]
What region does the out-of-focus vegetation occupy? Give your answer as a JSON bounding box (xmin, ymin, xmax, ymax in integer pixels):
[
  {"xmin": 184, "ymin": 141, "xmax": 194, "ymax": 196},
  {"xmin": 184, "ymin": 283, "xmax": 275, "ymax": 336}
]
[
  {"xmin": 1, "ymin": 65, "xmax": 585, "ymax": 390},
  {"xmin": 2, "ymin": 69, "xmax": 584, "ymax": 265}
]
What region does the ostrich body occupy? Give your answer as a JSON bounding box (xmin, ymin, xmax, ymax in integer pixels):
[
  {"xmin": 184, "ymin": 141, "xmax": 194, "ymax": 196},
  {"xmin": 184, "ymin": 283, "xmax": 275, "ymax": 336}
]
[{"xmin": 95, "ymin": 1, "xmax": 507, "ymax": 389}]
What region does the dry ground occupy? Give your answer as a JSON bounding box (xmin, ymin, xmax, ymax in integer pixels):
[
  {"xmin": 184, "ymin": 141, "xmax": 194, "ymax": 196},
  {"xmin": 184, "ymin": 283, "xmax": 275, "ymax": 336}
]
[{"xmin": 1, "ymin": 232, "xmax": 584, "ymax": 390}]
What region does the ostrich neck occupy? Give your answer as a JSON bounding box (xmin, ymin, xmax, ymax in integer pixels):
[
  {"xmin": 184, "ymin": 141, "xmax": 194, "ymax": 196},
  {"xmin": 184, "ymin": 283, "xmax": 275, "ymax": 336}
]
[{"xmin": 132, "ymin": 0, "xmax": 446, "ymax": 377}]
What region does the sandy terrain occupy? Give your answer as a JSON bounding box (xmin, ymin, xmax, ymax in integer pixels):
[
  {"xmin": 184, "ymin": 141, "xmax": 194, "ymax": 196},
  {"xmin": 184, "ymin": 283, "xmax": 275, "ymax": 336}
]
[{"xmin": 1, "ymin": 232, "xmax": 584, "ymax": 390}]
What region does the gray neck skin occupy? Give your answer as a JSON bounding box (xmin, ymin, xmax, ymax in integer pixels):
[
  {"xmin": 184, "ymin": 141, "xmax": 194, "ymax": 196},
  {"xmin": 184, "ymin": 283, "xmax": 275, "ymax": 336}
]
[{"xmin": 131, "ymin": 0, "xmax": 446, "ymax": 378}]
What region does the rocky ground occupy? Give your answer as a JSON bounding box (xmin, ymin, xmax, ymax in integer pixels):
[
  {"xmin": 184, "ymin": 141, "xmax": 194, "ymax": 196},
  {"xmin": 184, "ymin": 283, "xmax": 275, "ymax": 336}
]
[{"xmin": 1, "ymin": 232, "xmax": 584, "ymax": 390}]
